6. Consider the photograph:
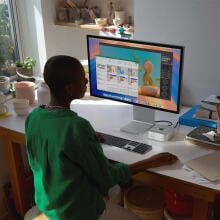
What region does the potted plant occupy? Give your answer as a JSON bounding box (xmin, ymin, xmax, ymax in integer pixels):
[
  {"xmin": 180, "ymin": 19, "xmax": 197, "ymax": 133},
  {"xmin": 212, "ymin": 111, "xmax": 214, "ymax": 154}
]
[{"xmin": 15, "ymin": 56, "xmax": 36, "ymax": 78}]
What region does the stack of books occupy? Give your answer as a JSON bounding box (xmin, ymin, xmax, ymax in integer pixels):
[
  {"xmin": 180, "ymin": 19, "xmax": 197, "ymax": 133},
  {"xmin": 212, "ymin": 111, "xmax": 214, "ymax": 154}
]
[
  {"xmin": 195, "ymin": 94, "xmax": 220, "ymax": 120},
  {"xmin": 179, "ymin": 94, "xmax": 220, "ymax": 128}
]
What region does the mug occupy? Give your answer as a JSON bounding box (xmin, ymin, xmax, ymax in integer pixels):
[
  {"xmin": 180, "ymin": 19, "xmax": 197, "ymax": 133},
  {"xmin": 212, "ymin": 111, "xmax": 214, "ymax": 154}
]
[
  {"xmin": 0, "ymin": 104, "xmax": 8, "ymax": 115},
  {"xmin": 15, "ymin": 81, "xmax": 35, "ymax": 104}
]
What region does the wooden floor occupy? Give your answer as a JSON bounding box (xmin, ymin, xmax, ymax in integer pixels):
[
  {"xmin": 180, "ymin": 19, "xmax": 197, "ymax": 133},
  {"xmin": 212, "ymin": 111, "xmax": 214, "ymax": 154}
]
[{"xmin": 2, "ymin": 215, "xmax": 16, "ymax": 220}]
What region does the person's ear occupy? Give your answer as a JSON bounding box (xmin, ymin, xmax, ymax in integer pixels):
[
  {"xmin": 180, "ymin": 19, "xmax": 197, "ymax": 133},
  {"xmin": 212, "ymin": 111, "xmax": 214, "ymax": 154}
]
[{"xmin": 64, "ymin": 83, "xmax": 75, "ymax": 99}]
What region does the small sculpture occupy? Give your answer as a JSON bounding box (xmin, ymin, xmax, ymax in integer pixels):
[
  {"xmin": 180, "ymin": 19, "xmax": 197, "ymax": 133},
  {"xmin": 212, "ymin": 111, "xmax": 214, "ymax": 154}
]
[{"xmin": 107, "ymin": 2, "xmax": 115, "ymax": 24}]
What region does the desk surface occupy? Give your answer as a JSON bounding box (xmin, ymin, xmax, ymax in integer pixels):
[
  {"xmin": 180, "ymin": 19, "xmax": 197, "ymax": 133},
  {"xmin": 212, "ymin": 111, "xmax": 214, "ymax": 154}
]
[{"xmin": 1, "ymin": 97, "xmax": 220, "ymax": 193}]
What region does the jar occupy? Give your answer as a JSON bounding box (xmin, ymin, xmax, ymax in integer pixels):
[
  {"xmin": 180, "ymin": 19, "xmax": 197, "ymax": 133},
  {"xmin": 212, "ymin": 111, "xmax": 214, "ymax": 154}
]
[{"xmin": 37, "ymin": 82, "xmax": 50, "ymax": 105}]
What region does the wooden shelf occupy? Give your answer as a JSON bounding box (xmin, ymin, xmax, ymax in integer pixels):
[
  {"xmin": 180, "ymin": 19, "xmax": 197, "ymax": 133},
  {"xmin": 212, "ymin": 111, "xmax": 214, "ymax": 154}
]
[
  {"xmin": 55, "ymin": 21, "xmax": 134, "ymax": 33},
  {"xmin": 55, "ymin": 21, "xmax": 102, "ymax": 30}
]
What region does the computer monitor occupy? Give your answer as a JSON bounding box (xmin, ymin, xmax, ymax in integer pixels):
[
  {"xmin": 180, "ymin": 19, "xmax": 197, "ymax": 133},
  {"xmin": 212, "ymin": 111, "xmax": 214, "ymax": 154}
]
[{"xmin": 86, "ymin": 35, "xmax": 184, "ymax": 134}]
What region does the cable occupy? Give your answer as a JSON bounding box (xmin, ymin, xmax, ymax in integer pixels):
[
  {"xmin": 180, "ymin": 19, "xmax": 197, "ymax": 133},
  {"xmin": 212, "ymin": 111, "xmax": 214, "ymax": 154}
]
[{"xmin": 154, "ymin": 120, "xmax": 173, "ymax": 126}]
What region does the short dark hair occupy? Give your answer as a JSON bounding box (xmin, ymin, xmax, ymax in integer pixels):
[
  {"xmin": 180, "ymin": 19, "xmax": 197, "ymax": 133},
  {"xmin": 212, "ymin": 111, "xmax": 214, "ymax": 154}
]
[{"xmin": 43, "ymin": 55, "xmax": 83, "ymax": 97}]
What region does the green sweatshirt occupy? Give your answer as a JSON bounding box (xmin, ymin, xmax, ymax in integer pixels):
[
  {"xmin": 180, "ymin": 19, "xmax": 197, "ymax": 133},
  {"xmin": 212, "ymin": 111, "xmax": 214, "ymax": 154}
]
[{"xmin": 25, "ymin": 106, "xmax": 131, "ymax": 220}]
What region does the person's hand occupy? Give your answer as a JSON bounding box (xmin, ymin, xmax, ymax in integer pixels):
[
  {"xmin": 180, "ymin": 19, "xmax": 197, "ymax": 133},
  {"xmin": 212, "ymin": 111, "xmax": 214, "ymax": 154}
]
[
  {"xmin": 129, "ymin": 152, "xmax": 178, "ymax": 175},
  {"xmin": 96, "ymin": 132, "xmax": 105, "ymax": 143},
  {"xmin": 144, "ymin": 152, "xmax": 178, "ymax": 169}
]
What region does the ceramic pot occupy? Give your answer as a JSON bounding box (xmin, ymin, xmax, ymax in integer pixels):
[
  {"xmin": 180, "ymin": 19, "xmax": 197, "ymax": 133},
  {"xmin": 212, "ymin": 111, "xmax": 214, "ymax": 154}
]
[{"xmin": 15, "ymin": 81, "xmax": 35, "ymax": 104}]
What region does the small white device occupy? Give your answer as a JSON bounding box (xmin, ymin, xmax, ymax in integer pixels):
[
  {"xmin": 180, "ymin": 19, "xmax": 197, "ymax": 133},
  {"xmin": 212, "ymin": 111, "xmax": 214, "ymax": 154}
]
[{"xmin": 146, "ymin": 124, "xmax": 175, "ymax": 141}]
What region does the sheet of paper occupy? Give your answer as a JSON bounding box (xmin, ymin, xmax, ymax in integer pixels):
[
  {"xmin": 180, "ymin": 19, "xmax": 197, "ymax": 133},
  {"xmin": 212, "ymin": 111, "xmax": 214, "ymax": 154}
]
[{"xmin": 186, "ymin": 151, "xmax": 220, "ymax": 181}]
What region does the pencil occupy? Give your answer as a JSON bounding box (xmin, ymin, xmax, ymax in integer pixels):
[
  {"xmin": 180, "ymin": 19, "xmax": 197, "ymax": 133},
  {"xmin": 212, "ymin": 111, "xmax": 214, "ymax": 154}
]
[
  {"xmin": 216, "ymin": 105, "xmax": 220, "ymax": 120},
  {"xmin": 216, "ymin": 105, "xmax": 220, "ymax": 136}
]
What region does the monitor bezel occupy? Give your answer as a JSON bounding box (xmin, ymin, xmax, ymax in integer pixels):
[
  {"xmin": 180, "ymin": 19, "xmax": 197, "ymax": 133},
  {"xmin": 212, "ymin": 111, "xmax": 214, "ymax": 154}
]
[{"xmin": 86, "ymin": 34, "xmax": 184, "ymax": 114}]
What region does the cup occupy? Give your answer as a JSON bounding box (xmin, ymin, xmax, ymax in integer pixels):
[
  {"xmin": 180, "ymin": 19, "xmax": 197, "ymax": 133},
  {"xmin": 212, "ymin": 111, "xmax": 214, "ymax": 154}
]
[
  {"xmin": 15, "ymin": 81, "xmax": 35, "ymax": 104},
  {"xmin": 0, "ymin": 104, "xmax": 8, "ymax": 115},
  {"xmin": 13, "ymin": 98, "xmax": 30, "ymax": 116}
]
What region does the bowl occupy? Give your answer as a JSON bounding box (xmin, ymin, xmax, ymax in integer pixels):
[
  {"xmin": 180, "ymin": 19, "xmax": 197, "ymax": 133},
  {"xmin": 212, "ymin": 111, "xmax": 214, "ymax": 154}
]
[
  {"xmin": 14, "ymin": 106, "xmax": 29, "ymax": 116},
  {"xmin": 13, "ymin": 98, "xmax": 30, "ymax": 115},
  {"xmin": 95, "ymin": 18, "xmax": 107, "ymax": 26},
  {"xmin": 13, "ymin": 98, "xmax": 29, "ymax": 108}
]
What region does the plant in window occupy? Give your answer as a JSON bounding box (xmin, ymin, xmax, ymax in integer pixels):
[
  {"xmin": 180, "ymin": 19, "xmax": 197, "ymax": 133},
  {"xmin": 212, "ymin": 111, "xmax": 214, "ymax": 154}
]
[{"xmin": 15, "ymin": 56, "xmax": 36, "ymax": 78}]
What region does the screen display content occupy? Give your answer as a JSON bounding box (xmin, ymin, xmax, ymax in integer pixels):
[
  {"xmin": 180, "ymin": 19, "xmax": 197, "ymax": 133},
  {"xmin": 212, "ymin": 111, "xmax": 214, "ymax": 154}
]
[{"xmin": 87, "ymin": 35, "xmax": 184, "ymax": 114}]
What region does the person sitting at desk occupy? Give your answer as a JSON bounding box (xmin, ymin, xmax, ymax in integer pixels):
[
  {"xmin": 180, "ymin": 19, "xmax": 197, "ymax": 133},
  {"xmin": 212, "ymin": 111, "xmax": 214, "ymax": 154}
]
[{"xmin": 25, "ymin": 55, "xmax": 178, "ymax": 220}]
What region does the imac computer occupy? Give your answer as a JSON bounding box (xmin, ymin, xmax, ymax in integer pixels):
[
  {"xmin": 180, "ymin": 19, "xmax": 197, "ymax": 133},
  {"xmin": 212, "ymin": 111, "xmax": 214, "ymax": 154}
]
[{"xmin": 86, "ymin": 35, "xmax": 184, "ymax": 134}]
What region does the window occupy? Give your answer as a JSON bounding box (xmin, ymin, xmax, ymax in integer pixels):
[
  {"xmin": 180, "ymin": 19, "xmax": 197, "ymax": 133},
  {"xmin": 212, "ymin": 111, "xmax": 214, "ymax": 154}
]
[{"xmin": 0, "ymin": 0, "xmax": 20, "ymax": 78}]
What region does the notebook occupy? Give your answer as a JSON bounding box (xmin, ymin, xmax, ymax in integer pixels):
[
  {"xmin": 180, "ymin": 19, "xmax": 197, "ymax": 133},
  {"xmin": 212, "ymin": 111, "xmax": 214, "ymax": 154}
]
[{"xmin": 185, "ymin": 125, "xmax": 220, "ymax": 150}]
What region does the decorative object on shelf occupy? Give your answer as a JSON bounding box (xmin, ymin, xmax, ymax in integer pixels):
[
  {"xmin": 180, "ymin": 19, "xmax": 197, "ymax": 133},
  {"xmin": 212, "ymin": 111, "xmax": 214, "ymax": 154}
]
[
  {"xmin": 56, "ymin": 7, "xmax": 68, "ymax": 22},
  {"xmin": 101, "ymin": 27, "xmax": 108, "ymax": 32},
  {"xmin": 15, "ymin": 56, "xmax": 36, "ymax": 81},
  {"xmin": 95, "ymin": 18, "xmax": 107, "ymax": 26},
  {"xmin": 118, "ymin": 26, "xmax": 125, "ymax": 34},
  {"xmin": 114, "ymin": 4, "xmax": 125, "ymax": 26},
  {"xmin": 109, "ymin": 27, "xmax": 116, "ymax": 33},
  {"xmin": 75, "ymin": 18, "xmax": 83, "ymax": 26},
  {"xmin": 64, "ymin": 0, "xmax": 100, "ymax": 25},
  {"xmin": 112, "ymin": 17, "xmax": 120, "ymax": 26},
  {"xmin": 107, "ymin": 1, "xmax": 115, "ymax": 24},
  {"xmin": 114, "ymin": 11, "xmax": 125, "ymax": 26},
  {"xmin": 67, "ymin": 7, "xmax": 79, "ymax": 22},
  {"xmin": 118, "ymin": 26, "xmax": 132, "ymax": 39}
]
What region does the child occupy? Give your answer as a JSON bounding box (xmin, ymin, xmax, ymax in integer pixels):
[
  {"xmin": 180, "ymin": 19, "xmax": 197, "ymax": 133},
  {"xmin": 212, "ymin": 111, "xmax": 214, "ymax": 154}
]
[{"xmin": 25, "ymin": 55, "xmax": 178, "ymax": 220}]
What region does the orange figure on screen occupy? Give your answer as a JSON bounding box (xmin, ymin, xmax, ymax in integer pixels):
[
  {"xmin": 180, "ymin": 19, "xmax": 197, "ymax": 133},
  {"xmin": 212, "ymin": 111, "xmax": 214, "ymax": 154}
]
[
  {"xmin": 143, "ymin": 59, "xmax": 156, "ymax": 86},
  {"xmin": 138, "ymin": 59, "xmax": 160, "ymax": 97}
]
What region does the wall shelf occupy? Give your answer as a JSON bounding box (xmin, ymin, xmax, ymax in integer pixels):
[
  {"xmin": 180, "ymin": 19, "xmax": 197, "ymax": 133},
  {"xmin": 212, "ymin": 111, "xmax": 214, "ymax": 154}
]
[{"xmin": 55, "ymin": 21, "xmax": 134, "ymax": 33}]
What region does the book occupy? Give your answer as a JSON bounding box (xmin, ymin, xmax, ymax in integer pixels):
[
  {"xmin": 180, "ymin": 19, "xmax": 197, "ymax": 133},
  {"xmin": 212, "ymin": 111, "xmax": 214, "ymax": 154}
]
[
  {"xmin": 194, "ymin": 105, "xmax": 218, "ymax": 121},
  {"xmin": 202, "ymin": 94, "xmax": 220, "ymax": 105},
  {"xmin": 179, "ymin": 105, "xmax": 217, "ymax": 128},
  {"xmin": 200, "ymin": 102, "xmax": 217, "ymax": 112},
  {"xmin": 185, "ymin": 125, "xmax": 220, "ymax": 149}
]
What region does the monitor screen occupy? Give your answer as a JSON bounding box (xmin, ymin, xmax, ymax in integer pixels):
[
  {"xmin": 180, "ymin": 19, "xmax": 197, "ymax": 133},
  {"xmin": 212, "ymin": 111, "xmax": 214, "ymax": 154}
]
[
  {"xmin": 87, "ymin": 35, "xmax": 184, "ymax": 113},
  {"xmin": 86, "ymin": 35, "xmax": 184, "ymax": 133}
]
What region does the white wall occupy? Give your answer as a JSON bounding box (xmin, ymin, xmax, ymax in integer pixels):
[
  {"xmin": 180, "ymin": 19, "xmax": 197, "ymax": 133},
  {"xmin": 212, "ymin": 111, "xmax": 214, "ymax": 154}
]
[
  {"xmin": 16, "ymin": 0, "xmax": 220, "ymax": 105},
  {"xmin": 134, "ymin": 0, "xmax": 220, "ymax": 106},
  {"xmin": 15, "ymin": 0, "xmax": 134, "ymax": 75},
  {"xmin": 41, "ymin": 0, "xmax": 99, "ymax": 61}
]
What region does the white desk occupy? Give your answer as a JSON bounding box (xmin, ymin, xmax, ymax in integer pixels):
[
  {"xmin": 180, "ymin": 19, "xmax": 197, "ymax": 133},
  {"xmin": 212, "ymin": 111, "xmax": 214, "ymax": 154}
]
[{"xmin": 1, "ymin": 97, "xmax": 220, "ymax": 219}]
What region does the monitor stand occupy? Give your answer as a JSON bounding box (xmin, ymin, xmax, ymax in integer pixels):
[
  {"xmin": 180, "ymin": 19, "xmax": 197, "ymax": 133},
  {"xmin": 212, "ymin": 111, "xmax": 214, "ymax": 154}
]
[{"xmin": 120, "ymin": 105, "xmax": 155, "ymax": 135}]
